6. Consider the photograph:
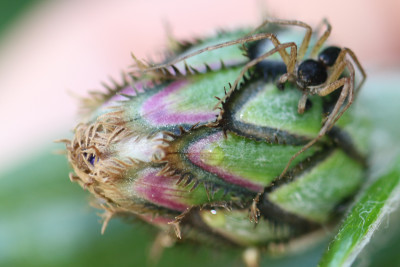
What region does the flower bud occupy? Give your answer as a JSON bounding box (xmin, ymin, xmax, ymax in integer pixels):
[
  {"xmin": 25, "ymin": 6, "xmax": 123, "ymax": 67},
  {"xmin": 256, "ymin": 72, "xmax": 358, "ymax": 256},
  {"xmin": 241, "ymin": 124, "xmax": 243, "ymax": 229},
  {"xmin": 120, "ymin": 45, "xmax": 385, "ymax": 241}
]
[{"xmin": 64, "ymin": 26, "xmax": 367, "ymax": 250}]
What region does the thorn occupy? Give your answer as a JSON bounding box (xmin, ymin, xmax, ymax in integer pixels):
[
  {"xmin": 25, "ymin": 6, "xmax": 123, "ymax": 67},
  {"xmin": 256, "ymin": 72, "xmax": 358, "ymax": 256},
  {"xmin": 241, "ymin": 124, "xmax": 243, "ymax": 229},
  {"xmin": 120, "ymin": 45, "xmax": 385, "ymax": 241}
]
[
  {"xmin": 190, "ymin": 122, "xmax": 200, "ymax": 130},
  {"xmin": 101, "ymin": 82, "xmax": 112, "ymax": 91},
  {"xmin": 166, "ymin": 169, "xmax": 178, "ymax": 176},
  {"xmin": 204, "ymin": 182, "xmax": 211, "ymax": 201},
  {"xmin": 189, "ymin": 180, "xmax": 200, "ymax": 192},
  {"xmin": 184, "ymin": 61, "xmax": 192, "ymax": 75},
  {"xmin": 183, "ymin": 176, "xmax": 193, "ymax": 187},
  {"xmin": 131, "ymin": 53, "xmax": 148, "ymax": 70},
  {"xmin": 101, "ymin": 210, "xmax": 114, "ymax": 235},
  {"xmin": 109, "ymin": 76, "xmax": 118, "ymax": 88},
  {"xmin": 176, "ymin": 174, "xmax": 186, "ymax": 185},
  {"xmin": 210, "ymin": 184, "xmax": 218, "ymax": 199},
  {"xmin": 171, "ymin": 65, "xmax": 182, "ymax": 76},
  {"xmin": 83, "ymin": 182, "xmax": 93, "ymax": 189},
  {"xmin": 129, "ymin": 73, "xmax": 139, "ymax": 82},
  {"xmin": 249, "ymin": 193, "xmax": 261, "ymax": 224},
  {"xmin": 170, "ymin": 221, "xmax": 182, "ymax": 239},
  {"xmin": 223, "ymin": 129, "xmax": 228, "ymax": 139},
  {"xmin": 220, "ymin": 59, "xmax": 226, "ymax": 69},
  {"xmin": 190, "ymin": 66, "xmax": 200, "ymax": 74},
  {"xmin": 69, "ymin": 173, "xmax": 79, "ymax": 182},
  {"xmin": 158, "ymin": 166, "xmax": 170, "ymax": 176},
  {"xmin": 178, "ymin": 126, "xmax": 186, "ymax": 135},
  {"xmin": 163, "ymin": 67, "xmax": 174, "ymax": 77},
  {"xmin": 205, "ymin": 64, "xmax": 212, "ymax": 72}
]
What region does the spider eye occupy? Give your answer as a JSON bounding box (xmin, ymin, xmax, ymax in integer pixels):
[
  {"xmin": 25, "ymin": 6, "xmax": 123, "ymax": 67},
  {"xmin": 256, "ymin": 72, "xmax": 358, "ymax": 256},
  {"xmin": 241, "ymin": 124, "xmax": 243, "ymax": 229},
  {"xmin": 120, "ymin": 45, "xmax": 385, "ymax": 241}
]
[
  {"xmin": 318, "ymin": 46, "xmax": 341, "ymax": 67},
  {"xmin": 297, "ymin": 59, "xmax": 327, "ymax": 87}
]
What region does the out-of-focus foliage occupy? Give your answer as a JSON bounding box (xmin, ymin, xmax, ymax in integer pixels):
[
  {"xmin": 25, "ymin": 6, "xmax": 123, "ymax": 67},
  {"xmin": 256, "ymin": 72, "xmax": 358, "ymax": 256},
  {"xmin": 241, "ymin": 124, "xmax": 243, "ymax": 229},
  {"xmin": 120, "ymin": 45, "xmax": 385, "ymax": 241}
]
[{"xmin": 0, "ymin": 0, "xmax": 38, "ymax": 37}]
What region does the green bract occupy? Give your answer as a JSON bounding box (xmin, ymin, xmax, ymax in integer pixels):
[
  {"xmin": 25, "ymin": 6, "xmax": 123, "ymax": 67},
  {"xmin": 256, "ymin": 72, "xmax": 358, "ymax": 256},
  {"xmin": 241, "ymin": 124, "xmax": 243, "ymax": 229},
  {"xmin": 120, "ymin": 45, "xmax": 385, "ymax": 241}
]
[{"xmin": 64, "ymin": 22, "xmax": 369, "ymax": 263}]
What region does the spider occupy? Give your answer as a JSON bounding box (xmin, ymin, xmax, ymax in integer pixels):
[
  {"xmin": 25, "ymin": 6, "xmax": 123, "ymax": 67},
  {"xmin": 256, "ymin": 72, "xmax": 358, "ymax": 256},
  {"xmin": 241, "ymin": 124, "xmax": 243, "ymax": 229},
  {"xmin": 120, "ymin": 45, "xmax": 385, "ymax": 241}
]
[
  {"xmin": 134, "ymin": 18, "xmax": 366, "ymax": 179},
  {"xmin": 235, "ymin": 18, "xmax": 367, "ymax": 178}
]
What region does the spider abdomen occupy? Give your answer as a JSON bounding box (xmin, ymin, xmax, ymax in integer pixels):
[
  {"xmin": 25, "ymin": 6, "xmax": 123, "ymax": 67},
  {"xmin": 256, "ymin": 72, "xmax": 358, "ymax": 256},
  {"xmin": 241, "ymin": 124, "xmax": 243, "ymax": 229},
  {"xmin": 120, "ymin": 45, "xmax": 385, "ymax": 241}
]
[{"xmin": 318, "ymin": 46, "xmax": 342, "ymax": 67}]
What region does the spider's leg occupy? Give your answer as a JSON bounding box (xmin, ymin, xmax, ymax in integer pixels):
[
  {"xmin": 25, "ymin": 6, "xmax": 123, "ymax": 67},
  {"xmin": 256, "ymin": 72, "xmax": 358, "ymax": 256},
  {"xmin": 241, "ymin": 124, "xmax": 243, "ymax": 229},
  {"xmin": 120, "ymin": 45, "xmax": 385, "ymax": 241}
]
[
  {"xmin": 321, "ymin": 49, "xmax": 362, "ymax": 126},
  {"xmin": 331, "ymin": 59, "xmax": 356, "ymax": 126},
  {"xmin": 135, "ymin": 33, "xmax": 289, "ymax": 74},
  {"xmin": 310, "ymin": 19, "xmax": 332, "ymax": 58},
  {"xmin": 319, "ymin": 61, "xmax": 354, "ymax": 127},
  {"xmin": 247, "ymin": 18, "xmax": 289, "ymax": 64},
  {"xmin": 297, "ymin": 91, "xmax": 309, "ymax": 114},
  {"xmin": 328, "ymin": 48, "xmax": 366, "ymax": 94},
  {"xmin": 278, "ymin": 76, "xmax": 350, "ymax": 179},
  {"xmin": 249, "ymin": 18, "xmax": 312, "ymax": 61},
  {"xmin": 341, "ymin": 48, "xmax": 366, "ymax": 94},
  {"xmin": 214, "ymin": 42, "xmax": 298, "ymax": 109}
]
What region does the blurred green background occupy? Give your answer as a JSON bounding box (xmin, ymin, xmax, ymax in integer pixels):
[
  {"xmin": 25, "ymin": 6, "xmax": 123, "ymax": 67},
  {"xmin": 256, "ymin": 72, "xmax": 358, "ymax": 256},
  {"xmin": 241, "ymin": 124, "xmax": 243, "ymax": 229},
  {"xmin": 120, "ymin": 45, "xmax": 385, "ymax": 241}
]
[
  {"xmin": 1, "ymin": 2, "xmax": 400, "ymax": 267},
  {"xmin": 0, "ymin": 1, "xmax": 37, "ymax": 36}
]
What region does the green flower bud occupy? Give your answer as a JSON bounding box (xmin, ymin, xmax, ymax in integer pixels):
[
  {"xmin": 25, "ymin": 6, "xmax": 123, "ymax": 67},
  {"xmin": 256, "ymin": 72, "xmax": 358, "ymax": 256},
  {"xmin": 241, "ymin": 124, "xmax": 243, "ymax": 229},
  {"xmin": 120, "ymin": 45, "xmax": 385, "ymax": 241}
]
[{"xmin": 64, "ymin": 21, "xmax": 368, "ymax": 254}]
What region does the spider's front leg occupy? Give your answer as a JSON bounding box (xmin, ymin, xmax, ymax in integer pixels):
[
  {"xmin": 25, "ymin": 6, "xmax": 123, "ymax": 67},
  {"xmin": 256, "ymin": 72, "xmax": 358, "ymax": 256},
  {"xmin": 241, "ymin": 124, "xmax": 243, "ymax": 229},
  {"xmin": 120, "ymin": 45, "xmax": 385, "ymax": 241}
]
[
  {"xmin": 134, "ymin": 33, "xmax": 291, "ymax": 77},
  {"xmin": 215, "ymin": 41, "xmax": 298, "ymax": 108},
  {"xmin": 327, "ymin": 48, "xmax": 366, "ymax": 95},
  {"xmin": 249, "ymin": 18, "xmax": 312, "ymax": 61},
  {"xmin": 310, "ymin": 18, "xmax": 332, "ymax": 58},
  {"xmin": 278, "ymin": 60, "xmax": 355, "ymax": 179},
  {"xmin": 319, "ymin": 59, "xmax": 356, "ymax": 127}
]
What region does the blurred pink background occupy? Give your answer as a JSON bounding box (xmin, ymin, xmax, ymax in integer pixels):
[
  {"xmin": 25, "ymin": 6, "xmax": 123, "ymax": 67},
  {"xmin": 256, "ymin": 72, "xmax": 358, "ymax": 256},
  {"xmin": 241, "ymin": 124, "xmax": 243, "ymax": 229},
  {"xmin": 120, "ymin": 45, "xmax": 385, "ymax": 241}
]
[{"xmin": 0, "ymin": 0, "xmax": 399, "ymax": 170}]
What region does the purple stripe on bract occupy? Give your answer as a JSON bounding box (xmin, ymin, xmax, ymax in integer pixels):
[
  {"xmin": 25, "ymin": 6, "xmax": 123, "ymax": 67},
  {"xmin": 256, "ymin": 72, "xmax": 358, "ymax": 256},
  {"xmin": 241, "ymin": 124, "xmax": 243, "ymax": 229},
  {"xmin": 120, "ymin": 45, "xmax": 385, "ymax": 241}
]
[
  {"xmin": 187, "ymin": 132, "xmax": 263, "ymax": 192},
  {"xmin": 134, "ymin": 169, "xmax": 189, "ymax": 212},
  {"xmin": 100, "ymin": 82, "xmax": 148, "ymax": 111},
  {"xmin": 141, "ymin": 80, "xmax": 216, "ymax": 125}
]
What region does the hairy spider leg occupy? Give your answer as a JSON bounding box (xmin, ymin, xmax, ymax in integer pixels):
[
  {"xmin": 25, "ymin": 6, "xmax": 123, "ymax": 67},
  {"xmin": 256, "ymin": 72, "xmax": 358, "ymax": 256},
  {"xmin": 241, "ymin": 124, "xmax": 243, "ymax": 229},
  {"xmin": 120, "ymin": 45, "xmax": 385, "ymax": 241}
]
[
  {"xmin": 279, "ymin": 59, "xmax": 355, "ymax": 179},
  {"xmin": 297, "ymin": 92, "xmax": 309, "ymax": 114},
  {"xmin": 329, "ymin": 59, "xmax": 356, "ymax": 126},
  {"xmin": 249, "ymin": 18, "xmax": 313, "ymax": 61},
  {"xmin": 134, "ymin": 33, "xmax": 289, "ymax": 74},
  {"xmin": 328, "ymin": 48, "xmax": 367, "ymax": 95},
  {"xmin": 310, "ymin": 19, "xmax": 332, "ymax": 58},
  {"xmin": 214, "ymin": 42, "xmax": 298, "ymax": 109}
]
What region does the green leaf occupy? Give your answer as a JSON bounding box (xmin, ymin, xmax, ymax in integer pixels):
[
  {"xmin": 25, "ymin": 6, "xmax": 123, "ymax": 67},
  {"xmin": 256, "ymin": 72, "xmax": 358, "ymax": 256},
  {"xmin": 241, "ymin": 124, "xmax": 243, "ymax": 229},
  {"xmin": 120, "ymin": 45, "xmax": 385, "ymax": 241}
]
[
  {"xmin": 318, "ymin": 156, "xmax": 400, "ymax": 267},
  {"xmin": 317, "ymin": 70, "xmax": 400, "ymax": 266}
]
